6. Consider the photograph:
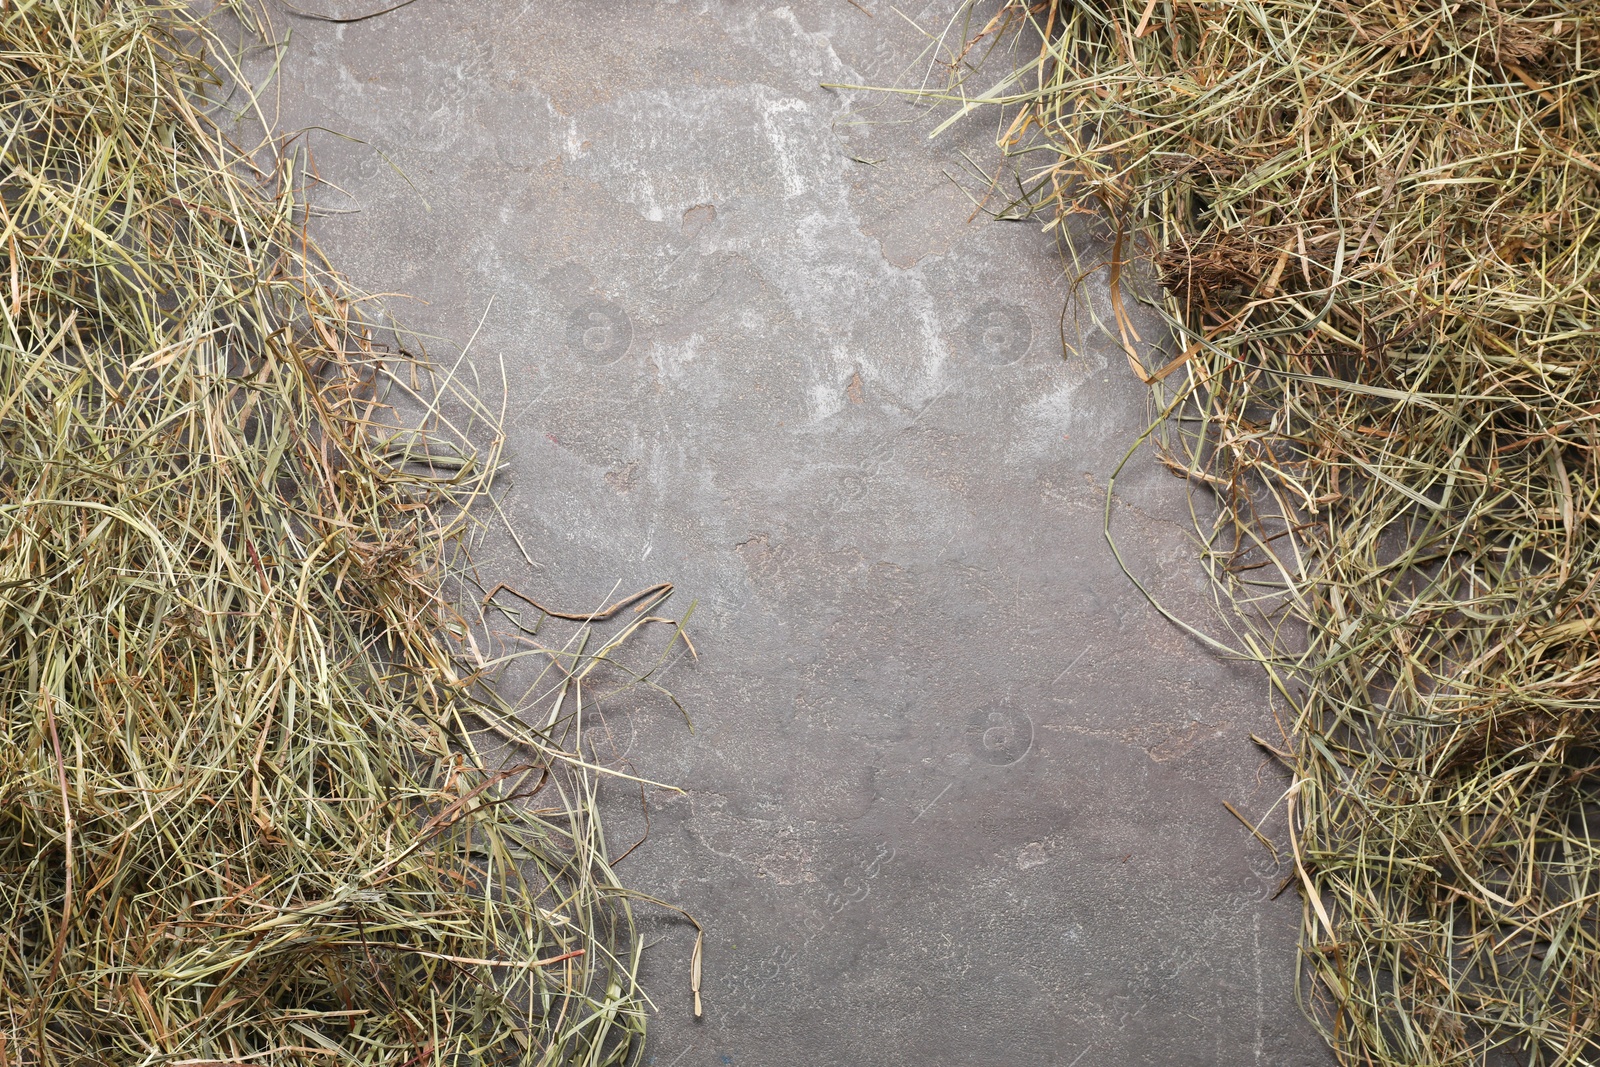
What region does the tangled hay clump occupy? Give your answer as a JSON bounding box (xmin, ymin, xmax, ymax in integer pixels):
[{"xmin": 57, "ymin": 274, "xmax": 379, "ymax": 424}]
[
  {"xmin": 0, "ymin": 2, "xmax": 689, "ymax": 1062},
  {"xmin": 922, "ymin": 0, "xmax": 1600, "ymax": 1063}
]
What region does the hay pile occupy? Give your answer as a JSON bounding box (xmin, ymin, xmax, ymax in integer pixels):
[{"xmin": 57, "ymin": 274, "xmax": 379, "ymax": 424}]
[
  {"xmin": 0, "ymin": 2, "xmax": 679, "ymax": 1062},
  {"xmin": 938, "ymin": 0, "xmax": 1600, "ymax": 1062}
]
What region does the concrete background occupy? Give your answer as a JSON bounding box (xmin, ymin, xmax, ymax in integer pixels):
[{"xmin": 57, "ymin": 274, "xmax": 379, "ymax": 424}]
[{"xmin": 259, "ymin": 2, "xmax": 1334, "ymax": 1063}]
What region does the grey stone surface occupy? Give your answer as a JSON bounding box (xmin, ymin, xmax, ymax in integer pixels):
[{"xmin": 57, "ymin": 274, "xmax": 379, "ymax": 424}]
[{"xmin": 261, "ymin": 2, "xmax": 1335, "ymax": 1063}]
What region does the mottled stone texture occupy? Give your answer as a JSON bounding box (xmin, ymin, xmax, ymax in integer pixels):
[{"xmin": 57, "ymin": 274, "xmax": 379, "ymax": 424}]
[{"xmin": 265, "ymin": 3, "xmax": 1333, "ymax": 1064}]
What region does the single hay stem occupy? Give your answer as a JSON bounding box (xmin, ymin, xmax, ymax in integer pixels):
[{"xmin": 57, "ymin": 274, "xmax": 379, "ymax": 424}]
[{"xmin": 41, "ymin": 691, "xmax": 72, "ymax": 992}]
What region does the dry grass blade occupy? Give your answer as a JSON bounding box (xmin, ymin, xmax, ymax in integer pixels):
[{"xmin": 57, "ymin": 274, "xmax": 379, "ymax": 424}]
[
  {"xmin": 0, "ymin": 2, "xmax": 684, "ymax": 1063},
  {"xmin": 923, "ymin": 0, "xmax": 1600, "ymax": 1063}
]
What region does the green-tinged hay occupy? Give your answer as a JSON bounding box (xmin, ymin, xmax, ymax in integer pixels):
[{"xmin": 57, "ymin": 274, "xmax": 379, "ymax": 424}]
[
  {"xmin": 0, "ymin": 2, "xmax": 685, "ymax": 1063},
  {"xmin": 914, "ymin": 1, "xmax": 1600, "ymax": 1063}
]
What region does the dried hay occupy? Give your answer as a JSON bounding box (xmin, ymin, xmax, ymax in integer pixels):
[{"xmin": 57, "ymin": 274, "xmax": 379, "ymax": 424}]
[
  {"xmin": 914, "ymin": 0, "xmax": 1600, "ymax": 1062},
  {"xmin": 0, "ymin": 2, "xmax": 691, "ymax": 1063}
]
